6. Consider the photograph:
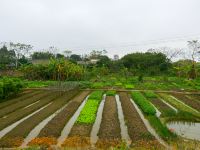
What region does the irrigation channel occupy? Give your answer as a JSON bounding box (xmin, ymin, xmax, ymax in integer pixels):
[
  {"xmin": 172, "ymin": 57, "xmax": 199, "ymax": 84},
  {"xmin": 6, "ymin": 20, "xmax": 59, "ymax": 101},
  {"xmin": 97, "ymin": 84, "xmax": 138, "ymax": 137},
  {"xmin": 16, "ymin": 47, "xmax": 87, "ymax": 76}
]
[{"xmin": 0, "ymin": 90, "xmax": 200, "ymax": 149}]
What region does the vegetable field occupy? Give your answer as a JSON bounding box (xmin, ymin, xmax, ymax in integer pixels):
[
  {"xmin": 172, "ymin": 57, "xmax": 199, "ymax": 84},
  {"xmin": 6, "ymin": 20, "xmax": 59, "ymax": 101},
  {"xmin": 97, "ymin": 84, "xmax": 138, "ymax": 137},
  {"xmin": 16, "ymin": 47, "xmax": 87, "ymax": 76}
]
[{"xmin": 0, "ymin": 89, "xmax": 200, "ymax": 149}]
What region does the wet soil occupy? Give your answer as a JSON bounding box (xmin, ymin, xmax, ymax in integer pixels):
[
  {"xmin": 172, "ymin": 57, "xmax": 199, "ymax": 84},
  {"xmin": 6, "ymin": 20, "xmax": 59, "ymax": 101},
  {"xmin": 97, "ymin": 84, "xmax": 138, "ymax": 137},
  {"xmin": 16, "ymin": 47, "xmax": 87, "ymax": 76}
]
[
  {"xmin": 118, "ymin": 92, "xmax": 154, "ymax": 142},
  {"xmin": 38, "ymin": 91, "xmax": 90, "ymax": 138},
  {"xmin": 96, "ymin": 96, "xmax": 121, "ymax": 148},
  {"xmin": 172, "ymin": 93, "xmax": 200, "ymax": 111}
]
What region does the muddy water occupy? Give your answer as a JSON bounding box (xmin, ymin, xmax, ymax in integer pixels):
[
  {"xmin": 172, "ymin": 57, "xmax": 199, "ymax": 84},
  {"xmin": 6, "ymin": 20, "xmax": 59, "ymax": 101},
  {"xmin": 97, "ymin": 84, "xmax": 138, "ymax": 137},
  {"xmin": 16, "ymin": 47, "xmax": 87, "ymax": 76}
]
[
  {"xmin": 21, "ymin": 102, "xmax": 70, "ymax": 147},
  {"xmin": 115, "ymin": 95, "xmax": 131, "ymax": 145},
  {"xmin": 90, "ymin": 94, "xmax": 106, "ymax": 146},
  {"xmin": 167, "ymin": 121, "xmax": 200, "ymax": 141},
  {"xmin": 0, "ymin": 102, "xmax": 52, "ymax": 139},
  {"xmin": 57, "ymin": 95, "xmax": 89, "ymax": 146},
  {"xmin": 160, "ymin": 98, "xmax": 178, "ymax": 113},
  {"xmin": 130, "ymin": 98, "xmax": 169, "ymax": 148}
]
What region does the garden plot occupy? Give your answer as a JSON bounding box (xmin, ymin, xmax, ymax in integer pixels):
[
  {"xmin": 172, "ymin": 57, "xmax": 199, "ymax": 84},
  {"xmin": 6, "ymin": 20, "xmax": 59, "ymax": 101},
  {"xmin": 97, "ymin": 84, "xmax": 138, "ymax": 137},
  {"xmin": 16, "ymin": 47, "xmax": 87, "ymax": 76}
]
[
  {"xmin": 0, "ymin": 90, "xmax": 79, "ymax": 148},
  {"xmin": 143, "ymin": 91, "xmax": 176, "ymax": 117},
  {"xmin": 131, "ymin": 92, "xmax": 175, "ymax": 142},
  {"xmin": 159, "ymin": 93, "xmax": 200, "ymax": 118},
  {"xmin": 0, "ymin": 90, "xmax": 40, "ymax": 109},
  {"xmin": 96, "ymin": 96, "xmax": 121, "ymax": 149},
  {"xmin": 62, "ymin": 91, "xmax": 103, "ymax": 148},
  {"xmin": 0, "ymin": 91, "xmax": 60, "ymax": 130},
  {"xmin": 119, "ymin": 92, "xmax": 162, "ymax": 149},
  {"xmin": 171, "ymin": 93, "xmax": 200, "ymax": 111},
  {"xmin": 0, "ymin": 90, "xmax": 50, "ymax": 118},
  {"xmin": 28, "ymin": 91, "xmax": 90, "ymax": 147}
]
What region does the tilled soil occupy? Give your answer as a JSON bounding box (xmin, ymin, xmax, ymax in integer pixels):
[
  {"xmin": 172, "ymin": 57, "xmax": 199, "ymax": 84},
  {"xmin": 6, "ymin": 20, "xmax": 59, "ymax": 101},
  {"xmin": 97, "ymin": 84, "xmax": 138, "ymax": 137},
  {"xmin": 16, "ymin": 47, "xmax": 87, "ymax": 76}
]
[
  {"xmin": 150, "ymin": 98, "xmax": 175, "ymax": 117},
  {"xmin": 0, "ymin": 90, "xmax": 79, "ymax": 148},
  {"xmin": 96, "ymin": 96, "xmax": 121, "ymax": 148},
  {"xmin": 38, "ymin": 91, "xmax": 90, "ymax": 138},
  {"xmin": 0, "ymin": 91, "xmax": 50, "ymax": 118},
  {"xmin": 119, "ymin": 92, "xmax": 154, "ymax": 142},
  {"xmin": 172, "ymin": 93, "xmax": 200, "ymax": 111}
]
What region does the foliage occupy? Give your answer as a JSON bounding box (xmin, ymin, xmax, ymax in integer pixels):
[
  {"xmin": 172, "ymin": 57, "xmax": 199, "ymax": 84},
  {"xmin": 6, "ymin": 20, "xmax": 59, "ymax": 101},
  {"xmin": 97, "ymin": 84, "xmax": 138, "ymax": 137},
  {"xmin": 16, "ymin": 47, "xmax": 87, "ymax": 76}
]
[
  {"xmin": 106, "ymin": 90, "xmax": 116, "ymax": 96},
  {"xmin": 131, "ymin": 92, "xmax": 156, "ymax": 115},
  {"xmin": 20, "ymin": 58, "xmax": 84, "ymax": 81},
  {"xmin": 124, "ymin": 84, "xmax": 134, "ymax": 89},
  {"xmin": 143, "ymin": 91, "xmax": 157, "ymax": 99},
  {"xmin": 0, "ymin": 77, "xmax": 24, "ymax": 101},
  {"xmin": 88, "ymin": 91, "xmax": 104, "ymax": 100},
  {"xmin": 31, "ymin": 51, "xmax": 55, "ymax": 60},
  {"xmin": 148, "ymin": 115, "xmax": 176, "ymax": 141},
  {"xmin": 121, "ymin": 52, "xmax": 171, "ymax": 75},
  {"xmin": 76, "ymin": 91, "xmax": 103, "ymax": 124},
  {"xmin": 0, "ymin": 46, "xmax": 15, "ymax": 69},
  {"xmin": 91, "ymin": 82, "xmax": 104, "ymax": 89}
]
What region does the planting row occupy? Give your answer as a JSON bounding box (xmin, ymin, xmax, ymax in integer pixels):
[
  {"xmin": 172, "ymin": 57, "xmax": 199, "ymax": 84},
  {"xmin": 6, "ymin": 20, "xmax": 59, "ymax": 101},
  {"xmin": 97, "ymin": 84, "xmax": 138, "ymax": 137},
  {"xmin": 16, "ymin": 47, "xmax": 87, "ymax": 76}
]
[{"xmin": 3, "ymin": 90, "xmax": 197, "ymax": 148}]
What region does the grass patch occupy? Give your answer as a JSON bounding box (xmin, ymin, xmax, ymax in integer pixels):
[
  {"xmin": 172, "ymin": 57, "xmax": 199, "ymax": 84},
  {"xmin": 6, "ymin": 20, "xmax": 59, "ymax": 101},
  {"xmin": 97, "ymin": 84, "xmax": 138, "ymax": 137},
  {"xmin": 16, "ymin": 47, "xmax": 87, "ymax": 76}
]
[
  {"xmin": 106, "ymin": 90, "xmax": 116, "ymax": 96},
  {"xmin": 131, "ymin": 91, "xmax": 156, "ymax": 115},
  {"xmin": 91, "ymin": 82, "xmax": 104, "ymax": 89},
  {"xmin": 143, "ymin": 91, "xmax": 157, "ymax": 99},
  {"xmin": 88, "ymin": 90, "xmax": 104, "ymax": 100},
  {"xmin": 124, "ymin": 84, "xmax": 134, "ymax": 89},
  {"xmin": 148, "ymin": 115, "xmax": 176, "ymax": 141}
]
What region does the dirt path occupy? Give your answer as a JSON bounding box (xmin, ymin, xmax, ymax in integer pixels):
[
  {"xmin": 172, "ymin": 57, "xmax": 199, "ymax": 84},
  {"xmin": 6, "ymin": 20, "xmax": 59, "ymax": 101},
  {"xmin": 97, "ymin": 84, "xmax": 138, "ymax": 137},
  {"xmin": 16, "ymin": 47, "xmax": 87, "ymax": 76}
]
[
  {"xmin": 96, "ymin": 96, "xmax": 121, "ymax": 148},
  {"xmin": 172, "ymin": 93, "xmax": 200, "ymax": 111}
]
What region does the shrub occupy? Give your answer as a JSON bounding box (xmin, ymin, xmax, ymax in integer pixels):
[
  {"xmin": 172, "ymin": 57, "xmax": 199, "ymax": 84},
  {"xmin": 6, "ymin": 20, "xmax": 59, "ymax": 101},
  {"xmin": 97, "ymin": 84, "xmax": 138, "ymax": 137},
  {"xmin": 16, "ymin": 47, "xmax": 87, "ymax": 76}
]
[
  {"xmin": 131, "ymin": 91, "xmax": 156, "ymax": 115},
  {"xmin": 0, "ymin": 77, "xmax": 24, "ymax": 101},
  {"xmin": 106, "ymin": 90, "xmax": 116, "ymax": 96},
  {"xmin": 143, "ymin": 91, "xmax": 157, "ymax": 99}
]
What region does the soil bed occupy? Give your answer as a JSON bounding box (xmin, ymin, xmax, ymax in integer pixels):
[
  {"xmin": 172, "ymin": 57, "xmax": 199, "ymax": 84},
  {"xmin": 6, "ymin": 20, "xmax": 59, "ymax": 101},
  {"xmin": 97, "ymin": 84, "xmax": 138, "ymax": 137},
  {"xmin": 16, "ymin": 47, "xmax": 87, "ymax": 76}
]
[
  {"xmin": 118, "ymin": 92, "xmax": 160, "ymax": 147},
  {"xmin": 0, "ymin": 90, "xmax": 78, "ymax": 148},
  {"xmin": 38, "ymin": 91, "xmax": 89, "ymax": 138},
  {"xmin": 150, "ymin": 98, "xmax": 175, "ymax": 117},
  {"xmin": 96, "ymin": 96, "xmax": 121, "ymax": 149},
  {"xmin": 0, "ymin": 90, "xmax": 39, "ymax": 109},
  {"xmin": 0, "ymin": 91, "xmax": 59, "ymax": 130},
  {"xmin": 171, "ymin": 93, "xmax": 200, "ymax": 111},
  {"xmin": 0, "ymin": 91, "xmax": 49, "ymax": 118}
]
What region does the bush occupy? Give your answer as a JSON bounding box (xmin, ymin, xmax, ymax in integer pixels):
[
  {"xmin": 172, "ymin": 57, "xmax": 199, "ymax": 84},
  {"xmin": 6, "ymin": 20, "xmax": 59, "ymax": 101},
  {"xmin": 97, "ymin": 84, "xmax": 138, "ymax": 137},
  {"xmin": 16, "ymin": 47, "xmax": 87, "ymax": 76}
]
[
  {"xmin": 106, "ymin": 90, "xmax": 116, "ymax": 96},
  {"xmin": 131, "ymin": 91, "xmax": 156, "ymax": 115},
  {"xmin": 0, "ymin": 77, "xmax": 24, "ymax": 101},
  {"xmin": 143, "ymin": 91, "xmax": 157, "ymax": 99}
]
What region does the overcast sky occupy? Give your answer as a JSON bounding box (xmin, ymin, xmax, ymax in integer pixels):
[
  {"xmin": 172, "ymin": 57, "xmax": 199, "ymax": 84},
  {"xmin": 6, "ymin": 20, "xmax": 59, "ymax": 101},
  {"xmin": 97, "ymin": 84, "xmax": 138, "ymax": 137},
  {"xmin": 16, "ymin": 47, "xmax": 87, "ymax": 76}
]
[{"xmin": 1, "ymin": 0, "xmax": 200, "ymax": 58}]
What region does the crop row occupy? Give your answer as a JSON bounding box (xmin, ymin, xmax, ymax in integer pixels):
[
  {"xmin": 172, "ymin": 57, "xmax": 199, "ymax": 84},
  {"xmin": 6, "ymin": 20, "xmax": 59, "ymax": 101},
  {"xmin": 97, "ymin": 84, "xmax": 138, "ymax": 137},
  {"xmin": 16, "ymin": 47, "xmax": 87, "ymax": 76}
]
[
  {"xmin": 131, "ymin": 91, "xmax": 175, "ymax": 142},
  {"xmin": 131, "ymin": 91, "xmax": 156, "ymax": 115},
  {"xmin": 76, "ymin": 91, "xmax": 103, "ymax": 124},
  {"xmin": 159, "ymin": 93, "xmax": 200, "ymax": 118}
]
